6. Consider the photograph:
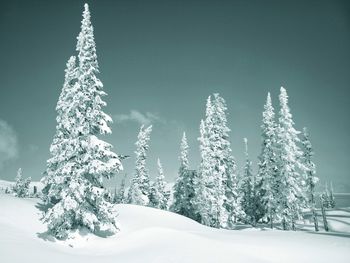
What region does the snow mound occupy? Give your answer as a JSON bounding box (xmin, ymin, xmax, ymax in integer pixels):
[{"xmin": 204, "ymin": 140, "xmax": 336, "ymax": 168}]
[{"xmin": 0, "ymin": 194, "xmax": 350, "ymax": 263}]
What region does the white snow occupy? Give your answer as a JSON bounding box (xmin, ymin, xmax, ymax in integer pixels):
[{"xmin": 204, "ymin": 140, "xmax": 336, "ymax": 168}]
[{"xmin": 1, "ymin": 193, "xmax": 350, "ymax": 263}]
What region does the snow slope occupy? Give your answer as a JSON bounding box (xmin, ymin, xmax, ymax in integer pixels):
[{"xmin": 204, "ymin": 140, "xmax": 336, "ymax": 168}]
[{"xmin": 0, "ymin": 194, "xmax": 350, "ymax": 263}]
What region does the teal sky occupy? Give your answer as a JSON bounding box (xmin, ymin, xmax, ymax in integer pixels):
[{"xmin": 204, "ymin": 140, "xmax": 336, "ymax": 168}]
[{"xmin": 0, "ymin": 0, "xmax": 349, "ymax": 191}]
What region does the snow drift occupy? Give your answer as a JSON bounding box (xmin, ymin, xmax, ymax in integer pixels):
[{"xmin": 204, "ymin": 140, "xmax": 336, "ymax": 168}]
[{"xmin": 0, "ymin": 194, "xmax": 350, "ymax": 263}]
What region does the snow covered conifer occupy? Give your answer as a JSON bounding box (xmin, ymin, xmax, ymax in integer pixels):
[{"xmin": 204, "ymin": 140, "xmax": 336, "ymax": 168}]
[
  {"xmin": 172, "ymin": 132, "xmax": 198, "ymax": 220},
  {"xmin": 329, "ymin": 182, "xmax": 336, "ymax": 208},
  {"xmin": 195, "ymin": 94, "xmax": 240, "ymax": 228},
  {"xmin": 256, "ymin": 93, "xmax": 278, "ymax": 228},
  {"xmin": 114, "ymin": 174, "xmax": 127, "ymax": 204},
  {"xmin": 149, "ymin": 158, "xmax": 168, "ymax": 210},
  {"xmin": 301, "ymin": 127, "xmax": 319, "ymax": 231},
  {"xmin": 275, "ymin": 87, "xmax": 306, "ymax": 230},
  {"xmin": 127, "ymin": 125, "xmax": 152, "ymax": 205},
  {"xmin": 41, "ymin": 4, "xmax": 122, "ymax": 239},
  {"xmin": 240, "ymin": 138, "xmax": 256, "ymax": 225},
  {"xmin": 13, "ymin": 168, "xmax": 31, "ymax": 198}
]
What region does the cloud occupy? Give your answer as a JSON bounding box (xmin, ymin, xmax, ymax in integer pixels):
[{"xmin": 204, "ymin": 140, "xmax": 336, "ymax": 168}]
[
  {"xmin": 114, "ymin": 110, "xmax": 163, "ymax": 126},
  {"xmin": 0, "ymin": 120, "xmax": 18, "ymax": 169}
]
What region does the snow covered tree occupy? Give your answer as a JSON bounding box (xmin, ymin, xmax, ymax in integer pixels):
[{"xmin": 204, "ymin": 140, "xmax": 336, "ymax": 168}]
[
  {"xmin": 256, "ymin": 93, "xmax": 278, "ymax": 228},
  {"xmin": 301, "ymin": 127, "xmax": 319, "ymax": 231},
  {"xmin": 149, "ymin": 158, "xmax": 168, "ymax": 210},
  {"xmin": 321, "ymin": 183, "xmax": 331, "ymax": 208},
  {"xmin": 41, "ymin": 56, "xmax": 78, "ymax": 204},
  {"xmin": 194, "ymin": 94, "xmax": 240, "ymax": 228},
  {"xmin": 171, "ymin": 132, "xmax": 198, "ymax": 220},
  {"xmin": 127, "ymin": 125, "xmax": 152, "ymax": 206},
  {"xmin": 114, "ymin": 174, "xmax": 127, "ymax": 204},
  {"xmin": 240, "ymin": 138, "xmax": 256, "ymax": 225},
  {"xmin": 329, "ymin": 182, "xmax": 336, "ymax": 208},
  {"xmin": 275, "ymin": 87, "xmax": 307, "ymax": 230},
  {"xmin": 41, "ymin": 4, "xmax": 123, "ymax": 239},
  {"xmin": 13, "ymin": 168, "xmax": 31, "ymax": 198}
]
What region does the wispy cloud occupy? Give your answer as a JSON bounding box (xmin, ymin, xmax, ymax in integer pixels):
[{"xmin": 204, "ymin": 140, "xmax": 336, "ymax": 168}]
[
  {"xmin": 0, "ymin": 120, "xmax": 18, "ymax": 169},
  {"xmin": 114, "ymin": 110, "xmax": 163, "ymax": 126}
]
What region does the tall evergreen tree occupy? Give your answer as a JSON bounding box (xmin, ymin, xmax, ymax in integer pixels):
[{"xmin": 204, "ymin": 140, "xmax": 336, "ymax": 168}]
[
  {"xmin": 275, "ymin": 87, "xmax": 306, "ymax": 230},
  {"xmin": 240, "ymin": 138, "xmax": 256, "ymax": 225},
  {"xmin": 171, "ymin": 132, "xmax": 198, "ymax": 220},
  {"xmin": 195, "ymin": 94, "xmax": 240, "ymax": 228},
  {"xmin": 41, "ymin": 4, "xmax": 122, "ymax": 239},
  {"xmin": 149, "ymin": 158, "xmax": 168, "ymax": 210},
  {"xmin": 127, "ymin": 125, "xmax": 152, "ymax": 205},
  {"xmin": 301, "ymin": 127, "xmax": 319, "ymax": 231},
  {"xmin": 256, "ymin": 93, "xmax": 278, "ymax": 228}
]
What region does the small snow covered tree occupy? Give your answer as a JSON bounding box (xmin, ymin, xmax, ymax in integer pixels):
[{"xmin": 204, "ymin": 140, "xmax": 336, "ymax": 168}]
[
  {"xmin": 127, "ymin": 125, "xmax": 152, "ymax": 205},
  {"xmin": 114, "ymin": 174, "xmax": 127, "ymax": 204},
  {"xmin": 13, "ymin": 168, "xmax": 31, "ymax": 198},
  {"xmin": 256, "ymin": 93, "xmax": 279, "ymax": 228},
  {"xmin": 41, "ymin": 4, "xmax": 122, "ymax": 239},
  {"xmin": 194, "ymin": 94, "xmax": 240, "ymax": 228},
  {"xmin": 275, "ymin": 87, "xmax": 307, "ymax": 230},
  {"xmin": 240, "ymin": 138, "xmax": 256, "ymax": 226},
  {"xmin": 329, "ymin": 182, "xmax": 336, "ymax": 208},
  {"xmin": 171, "ymin": 132, "xmax": 198, "ymax": 220},
  {"xmin": 321, "ymin": 183, "xmax": 331, "ymax": 208},
  {"xmin": 301, "ymin": 127, "xmax": 319, "ymax": 231},
  {"xmin": 149, "ymin": 158, "xmax": 168, "ymax": 210}
]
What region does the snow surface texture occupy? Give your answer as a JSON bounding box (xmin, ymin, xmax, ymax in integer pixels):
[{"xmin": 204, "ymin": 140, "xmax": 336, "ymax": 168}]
[{"xmin": 0, "ymin": 194, "xmax": 350, "ymax": 263}]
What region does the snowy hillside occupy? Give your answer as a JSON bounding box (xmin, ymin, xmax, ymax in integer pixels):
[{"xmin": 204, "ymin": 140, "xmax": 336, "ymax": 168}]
[{"xmin": 1, "ymin": 194, "xmax": 350, "ymax": 263}]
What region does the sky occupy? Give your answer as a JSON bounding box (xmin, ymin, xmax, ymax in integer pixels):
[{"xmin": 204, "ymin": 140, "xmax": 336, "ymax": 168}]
[{"xmin": 0, "ymin": 0, "xmax": 349, "ymax": 191}]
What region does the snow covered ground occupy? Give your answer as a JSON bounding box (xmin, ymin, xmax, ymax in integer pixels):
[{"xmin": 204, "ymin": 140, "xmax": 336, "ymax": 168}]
[{"xmin": 0, "ymin": 194, "xmax": 350, "ymax": 263}]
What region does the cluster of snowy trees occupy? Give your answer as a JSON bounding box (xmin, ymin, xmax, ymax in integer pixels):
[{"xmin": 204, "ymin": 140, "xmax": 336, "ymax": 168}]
[
  {"xmin": 168, "ymin": 88, "xmax": 320, "ymax": 231},
  {"xmin": 38, "ymin": 3, "xmax": 326, "ymax": 239}
]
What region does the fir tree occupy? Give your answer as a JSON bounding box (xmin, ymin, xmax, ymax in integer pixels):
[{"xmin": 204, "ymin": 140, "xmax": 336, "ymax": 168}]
[
  {"xmin": 114, "ymin": 174, "xmax": 127, "ymax": 204},
  {"xmin": 171, "ymin": 132, "xmax": 198, "ymax": 220},
  {"xmin": 301, "ymin": 127, "xmax": 319, "ymax": 231},
  {"xmin": 275, "ymin": 87, "xmax": 306, "ymax": 230},
  {"xmin": 256, "ymin": 93, "xmax": 278, "ymax": 228},
  {"xmin": 41, "ymin": 4, "xmax": 122, "ymax": 239},
  {"xmin": 127, "ymin": 125, "xmax": 152, "ymax": 205},
  {"xmin": 329, "ymin": 182, "xmax": 336, "ymax": 208},
  {"xmin": 240, "ymin": 138, "xmax": 256, "ymax": 225},
  {"xmin": 13, "ymin": 168, "xmax": 31, "ymax": 198},
  {"xmin": 195, "ymin": 94, "xmax": 240, "ymax": 228},
  {"xmin": 149, "ymin": 158, "xmax": 168, "ymax": 210}
]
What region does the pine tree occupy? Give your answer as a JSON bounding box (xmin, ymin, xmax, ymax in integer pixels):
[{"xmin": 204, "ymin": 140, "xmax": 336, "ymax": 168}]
[
  {"xmin": 195, "ymin": 94, "xmax": 240, "ymax": 228},
  {"xmin": 301, "ymin": 127, "xmax": 319, "ymax": 231},
  {"xmin": 321, "ymin": 183, "xmax": 331, "ymax": 208},
  {"xmin": 240, "ymin": 138, "xmax": 256, "ymax": 225},
  {"xmin": 256, "ymin": 93, "xmax": 278, "ymax": 228},
  {"xmin": 41, "ymin": 4, "xmax": 122, "ymax": 239},
  {"xmin": 13, "ymin": 168, "xmax": 31, "ymax": 198},
  {"xmin": 41, "ymin": 56, "xmax": 78, "ymax": 204},
  {"xmin": 275, "ymin": 87, "xmax": 306, "ymax": 230},
  {"xmin": 149, "ymin": 158, "xmax": 168, "ymax": 210},
  {"xmin": 171, "ymin": 132, "xmax": 198, "ymax": 220},
  {"xmin": 114, "ymin": 174, "xmax": 127, "ymax": 204},
  {"xmin": 127, "ymin": 125, "xmax": 152, "ymax": 205},
  {"xmin": 329, "ymin": 182, "xmax": 336, "ymax": 208}
]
